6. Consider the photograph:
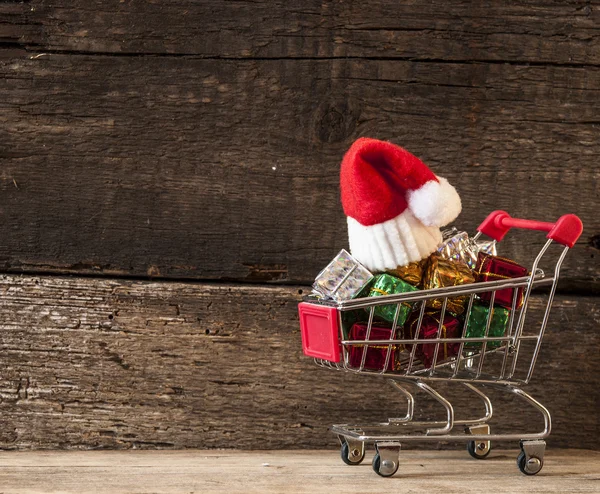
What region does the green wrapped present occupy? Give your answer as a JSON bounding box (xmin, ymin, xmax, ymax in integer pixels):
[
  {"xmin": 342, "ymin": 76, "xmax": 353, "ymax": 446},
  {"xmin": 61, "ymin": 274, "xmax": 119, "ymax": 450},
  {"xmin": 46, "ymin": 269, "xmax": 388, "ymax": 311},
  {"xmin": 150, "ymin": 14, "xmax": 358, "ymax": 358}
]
[
  {"xmin": 367, "ymin": 273, "xmax": 419, "ymax": 324},
  {"xmin": 464, "ymin": 304, "xmax": 509, "ymax": 348}
]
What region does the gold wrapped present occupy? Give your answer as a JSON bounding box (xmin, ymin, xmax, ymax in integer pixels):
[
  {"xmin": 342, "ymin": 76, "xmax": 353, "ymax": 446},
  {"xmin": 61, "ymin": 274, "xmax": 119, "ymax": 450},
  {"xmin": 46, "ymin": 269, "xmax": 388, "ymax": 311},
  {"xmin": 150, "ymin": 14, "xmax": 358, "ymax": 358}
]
[
  {"xmin": 386, "ymin": 259, "xmax": 428, "ymax": 287},
  {"xmin": 423, "ymin": 254, "xmax": 476, "ymax": 315}
]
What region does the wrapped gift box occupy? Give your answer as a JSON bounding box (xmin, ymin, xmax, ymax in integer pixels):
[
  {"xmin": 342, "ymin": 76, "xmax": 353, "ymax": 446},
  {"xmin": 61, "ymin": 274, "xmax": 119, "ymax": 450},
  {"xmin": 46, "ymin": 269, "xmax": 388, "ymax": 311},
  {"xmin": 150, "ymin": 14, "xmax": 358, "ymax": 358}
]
[
  {"xmin": 422, "ymin": 255, "xmax": 476, "ymax": 315},
  {"xmin": 347, "ymin": 323, "xmax": 401, "ymax": 371},
  {"xmin": 367, "ymin": 273, "xmax": 419, "ymax": 324},
  {"xmin": 475, "ymin": 252, "xmax": 528, "ymax": 309},
  {"xmin": 312, "ymin": 249, "xmax": 373, "ymax": 302},
  {"xmin": 437, "ymin": 227, "xmax": 497, "ymax": 269},
  {"xmin": 405, "ymin": 312, "xmax": 461, "ymax": 368},
  {"xmin": 464, "ymin": 303, "xmax": 510, "ymax": 349},
  {"xmin": 386, "ymin": 259, "xmax": 428, "ymax": 287}
]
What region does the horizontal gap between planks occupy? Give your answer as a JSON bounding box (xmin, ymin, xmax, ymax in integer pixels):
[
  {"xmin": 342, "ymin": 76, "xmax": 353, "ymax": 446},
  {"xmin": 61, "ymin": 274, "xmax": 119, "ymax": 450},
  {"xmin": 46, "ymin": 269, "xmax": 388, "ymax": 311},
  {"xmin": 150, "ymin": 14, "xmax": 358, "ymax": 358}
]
[
  {"xmin": 0, "ymin": 268, "xmax": 597, "ymax": 297},
  {"xmin": 1, "ymin": 44, "xmax": 600, "ymax": 69},
  {"xmin": 0, "ymin": 268, "xmax": 307, "ymax": 291}
]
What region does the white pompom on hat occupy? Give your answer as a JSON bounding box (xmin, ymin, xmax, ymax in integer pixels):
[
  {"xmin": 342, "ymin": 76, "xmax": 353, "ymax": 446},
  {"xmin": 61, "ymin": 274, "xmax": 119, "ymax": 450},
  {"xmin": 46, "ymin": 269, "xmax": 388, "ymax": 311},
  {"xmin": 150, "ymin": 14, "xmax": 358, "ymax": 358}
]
[{"xmin": 340, "ymin": 138, "xmax": 462, "ymax": 272}]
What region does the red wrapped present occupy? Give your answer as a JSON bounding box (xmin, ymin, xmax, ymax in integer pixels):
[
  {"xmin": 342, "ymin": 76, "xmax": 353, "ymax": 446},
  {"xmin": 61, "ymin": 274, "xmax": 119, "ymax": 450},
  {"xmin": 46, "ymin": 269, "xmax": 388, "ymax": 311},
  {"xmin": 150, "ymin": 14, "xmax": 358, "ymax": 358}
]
[
  {"xmin": 406, "ymin": 312, "xmax": 461, "ymax": 368},
  {"xmin": 475, "ymin": 252, "xmax": 528, "ymax": 309},
  {"xmin": 348, "ymin": 323, "xmax": 401, "ymax": 371}
]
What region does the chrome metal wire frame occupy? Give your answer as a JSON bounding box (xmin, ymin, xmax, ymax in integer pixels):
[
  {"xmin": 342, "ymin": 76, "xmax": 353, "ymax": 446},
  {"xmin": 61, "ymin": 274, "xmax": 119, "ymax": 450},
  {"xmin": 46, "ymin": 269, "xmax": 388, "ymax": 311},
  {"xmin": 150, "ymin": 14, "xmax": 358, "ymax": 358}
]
[
  {"xmin": 524, "ymin": 245, "xmax": 569, "ymax": 382},
  {"xmin": 336, "ymin": 274, "xmax": 551, "ymax": 310},
  {"xmin": 331, "ymin": 380, "xmax": 550, "ymax": 444},
  {"xmin": 506, "ymin": 239, "xmax": 555, "ymax": 380},
  {"xmin": 328, "ymin": 257, "xmax": 561, "ymax": 384},
  {"xmin": 387, "ymin": 381, "xmax": 414, "ymax": 423},
  {"xmin": 314, "ymin": 233, "xmax": 564, "ymax": 452},
  {"xmin": 387, "ymin": 379, "xmax": 492, "ymax": 430}
]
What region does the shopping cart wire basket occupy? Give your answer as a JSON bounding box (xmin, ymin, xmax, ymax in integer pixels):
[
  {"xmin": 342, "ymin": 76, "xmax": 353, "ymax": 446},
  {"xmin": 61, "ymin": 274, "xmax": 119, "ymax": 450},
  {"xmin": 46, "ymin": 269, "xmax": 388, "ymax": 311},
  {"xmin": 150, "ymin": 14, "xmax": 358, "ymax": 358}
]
[{"xmin": 299, "ymin": 211, "xmax": 583, "ymax": 477}]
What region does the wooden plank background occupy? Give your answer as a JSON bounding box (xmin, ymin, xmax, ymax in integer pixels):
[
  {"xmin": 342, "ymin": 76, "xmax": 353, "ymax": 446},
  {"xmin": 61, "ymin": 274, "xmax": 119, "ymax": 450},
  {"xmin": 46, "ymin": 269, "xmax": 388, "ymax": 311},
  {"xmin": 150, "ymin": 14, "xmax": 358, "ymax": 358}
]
[
  {"xmin": 0, "ymin": 275, "xmax": 598, "ymax": 450},
  {"xmin": 0, "ymin": 1, "xmax": 598, "ymax": 450}
]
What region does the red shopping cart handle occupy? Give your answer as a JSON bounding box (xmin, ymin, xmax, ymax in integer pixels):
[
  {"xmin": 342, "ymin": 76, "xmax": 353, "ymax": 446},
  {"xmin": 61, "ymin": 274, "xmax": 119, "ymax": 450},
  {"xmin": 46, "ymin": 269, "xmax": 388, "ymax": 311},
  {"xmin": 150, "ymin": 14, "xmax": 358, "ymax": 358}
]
[{"xmin": 477, "ymin": 210, "xmax": 583, "ymax": 248}]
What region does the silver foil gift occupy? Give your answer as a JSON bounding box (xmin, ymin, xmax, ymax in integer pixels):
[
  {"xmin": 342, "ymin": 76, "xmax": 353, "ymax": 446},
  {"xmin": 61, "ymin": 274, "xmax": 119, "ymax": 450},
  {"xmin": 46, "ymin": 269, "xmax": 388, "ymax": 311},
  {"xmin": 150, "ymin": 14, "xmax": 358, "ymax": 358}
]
[
  {"xmin": 312, "ymin": 249, "xmax": 373, "ymax": 302},
  {"xmin": 437, "ymin": 227, "xmax": 497, "ymax": 269}
]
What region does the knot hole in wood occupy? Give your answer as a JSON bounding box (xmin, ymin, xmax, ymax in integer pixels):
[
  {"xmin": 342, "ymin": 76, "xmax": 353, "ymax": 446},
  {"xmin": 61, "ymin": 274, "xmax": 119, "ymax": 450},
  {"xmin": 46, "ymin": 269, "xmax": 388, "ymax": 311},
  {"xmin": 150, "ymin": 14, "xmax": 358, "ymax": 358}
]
[{"xmin": 313, "ymin": 99, "xmax": 358, "ymax": 144}]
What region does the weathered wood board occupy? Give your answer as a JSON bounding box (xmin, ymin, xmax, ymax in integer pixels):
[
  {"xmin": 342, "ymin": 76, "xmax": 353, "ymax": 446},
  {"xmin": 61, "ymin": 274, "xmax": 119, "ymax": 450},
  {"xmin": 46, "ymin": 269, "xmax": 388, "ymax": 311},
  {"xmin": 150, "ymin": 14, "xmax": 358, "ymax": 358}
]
[
  {"xmin": 1, "ymin": 449, "xmax": 599, "ymax": 493},
  {"xmin": 0, "ymin": 275, "xmax": 597, "ymax": 450},
  {"xmin": 0, "ymin": 54, "xmax": 598, "ymax": 285},
  {"xmin": 0, "ymin": 0, "xmax": 598, "ymax": 453},
  {"xmin": 2, "ymin": 1, "xmax": 600, "ymax": 65}
]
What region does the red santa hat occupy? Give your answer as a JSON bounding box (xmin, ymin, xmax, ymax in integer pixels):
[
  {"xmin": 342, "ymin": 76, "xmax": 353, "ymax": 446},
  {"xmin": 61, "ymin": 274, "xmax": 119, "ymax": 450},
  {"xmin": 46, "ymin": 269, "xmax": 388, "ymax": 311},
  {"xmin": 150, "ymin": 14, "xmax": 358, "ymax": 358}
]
[{"xmin": 340, "ymin": 138, "xmax": 462, "ymax": 272}]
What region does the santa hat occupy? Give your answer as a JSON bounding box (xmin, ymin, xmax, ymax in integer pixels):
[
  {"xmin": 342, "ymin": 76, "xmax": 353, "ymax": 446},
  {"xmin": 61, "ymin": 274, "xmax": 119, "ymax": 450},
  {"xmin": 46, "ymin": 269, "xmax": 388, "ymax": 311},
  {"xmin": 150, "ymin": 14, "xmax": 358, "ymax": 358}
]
[{"xmin": 340, "ymin": 138, "xmax": 462, "ymax": 272}]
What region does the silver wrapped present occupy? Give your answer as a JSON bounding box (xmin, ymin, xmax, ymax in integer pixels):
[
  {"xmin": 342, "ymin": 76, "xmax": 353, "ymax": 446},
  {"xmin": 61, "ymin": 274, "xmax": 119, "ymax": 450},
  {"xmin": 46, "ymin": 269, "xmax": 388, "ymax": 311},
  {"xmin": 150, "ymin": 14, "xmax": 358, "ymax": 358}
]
[
  {"xmin": 312, "ymin": 249, "xmax": 373, "ymax": 302},
  {"xmin": 437, "ymin": 227, "xmax": 497, "ymax": 270}
]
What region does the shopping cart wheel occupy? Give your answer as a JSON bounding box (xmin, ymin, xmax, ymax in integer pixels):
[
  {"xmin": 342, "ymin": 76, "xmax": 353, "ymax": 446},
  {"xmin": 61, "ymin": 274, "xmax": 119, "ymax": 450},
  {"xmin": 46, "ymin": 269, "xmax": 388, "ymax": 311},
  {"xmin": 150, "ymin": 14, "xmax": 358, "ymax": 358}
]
[
  {"xmin": 467, "ymin": 440, "xmax": 491, "ymax": 459},
  {"xmin": 517, "ymin": 451, "xmax": 543, "ymax": 475},
  {"xmin": 466, "ymin": 424, "xmax": 491, "ymax": 459},
  {"xmin": 517, "ymin": 440, "xmax": 545, "ymax": 475},
  {"xmin": 340, "ymin": 439, "xmax": 365, "ymax": 466},
  {"xmin": 372, "ymin": 443, "xmax": 400, "ymax": 477}
]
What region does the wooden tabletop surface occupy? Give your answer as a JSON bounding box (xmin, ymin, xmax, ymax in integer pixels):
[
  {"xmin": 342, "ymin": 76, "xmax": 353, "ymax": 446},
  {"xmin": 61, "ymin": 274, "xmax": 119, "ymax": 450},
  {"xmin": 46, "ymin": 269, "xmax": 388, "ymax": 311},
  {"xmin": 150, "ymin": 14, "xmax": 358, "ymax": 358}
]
[{"xmin": 1, "ymin": 449, "xmax": 598, "ymax": 493}]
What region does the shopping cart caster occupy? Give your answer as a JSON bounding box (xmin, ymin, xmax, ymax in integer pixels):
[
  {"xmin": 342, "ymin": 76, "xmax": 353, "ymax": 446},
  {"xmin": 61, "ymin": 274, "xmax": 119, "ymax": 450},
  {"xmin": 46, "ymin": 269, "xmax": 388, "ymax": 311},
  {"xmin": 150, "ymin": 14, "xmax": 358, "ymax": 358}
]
[
  {"xmin": 372, "ymin": 442, "xmax": 400, "ymax": 477},
  {"xmin": 467, "ymin": 440, "xmax": 491, "ymax": 459},
  {"xmin": 517, "ymin": 440, "xmax": 545, "ymax": 475},
  {"xmin": 339, "ymin": 438, "xmax": 365, "ymax": 466},
  {"xmin": 467, "ymin": 424, "xmax": 491, "ymax": 459}
]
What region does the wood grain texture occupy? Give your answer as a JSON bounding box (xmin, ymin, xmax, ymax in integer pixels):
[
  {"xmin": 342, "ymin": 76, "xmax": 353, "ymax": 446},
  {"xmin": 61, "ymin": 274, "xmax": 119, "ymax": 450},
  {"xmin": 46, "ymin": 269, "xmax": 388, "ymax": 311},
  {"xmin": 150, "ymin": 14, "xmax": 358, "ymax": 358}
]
[
  {"xmin": 0, "ymin": 274, "xmax": 597, "ymax": 450},
  {"xmin": 2, "ymin": 1, "xmax": 600, "ymax": 65},
  {"xmin": 0, "ymin": 0, "xmax": 598, "ymax": 455},
  {"xmin": 1, "ymin": 449, "xmax": 600, "ymax": 493},
  {"xmin": 0, "ymin": 55, "xmax": 598, "ymax": 285}
]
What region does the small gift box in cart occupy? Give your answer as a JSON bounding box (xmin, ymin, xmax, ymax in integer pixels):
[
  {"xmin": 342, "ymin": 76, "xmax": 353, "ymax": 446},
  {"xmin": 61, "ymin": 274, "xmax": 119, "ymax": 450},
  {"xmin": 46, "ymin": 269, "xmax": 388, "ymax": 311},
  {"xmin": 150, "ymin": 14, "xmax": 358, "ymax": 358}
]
[{"xmin": 299, "ymin": 210, "xmax": 583, "ymax": 478}]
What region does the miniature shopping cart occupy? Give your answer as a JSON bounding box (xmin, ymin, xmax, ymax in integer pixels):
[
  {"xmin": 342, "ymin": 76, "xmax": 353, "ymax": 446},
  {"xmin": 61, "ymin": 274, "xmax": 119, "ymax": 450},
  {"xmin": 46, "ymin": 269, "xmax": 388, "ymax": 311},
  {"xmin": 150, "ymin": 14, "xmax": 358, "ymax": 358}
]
[{"xmin": 298, "ymin": 211, "xmax": 583, "ymax": 477}]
